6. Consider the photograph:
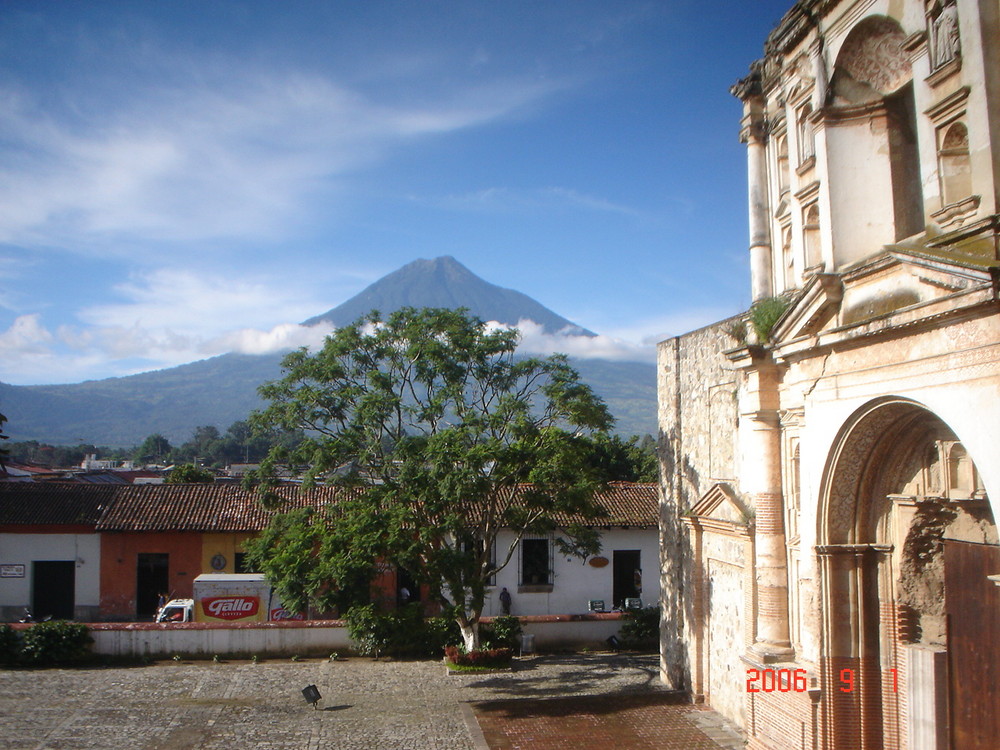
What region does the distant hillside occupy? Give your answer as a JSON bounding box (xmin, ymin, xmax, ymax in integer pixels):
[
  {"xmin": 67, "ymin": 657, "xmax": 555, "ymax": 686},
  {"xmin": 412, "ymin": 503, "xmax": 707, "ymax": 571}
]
[
  {"xmin": 0, "ymin": 256, "xmax": 656, "ymax": 446},
  {"xmin": 0, "ymin": 353, "xmax": 284, "ymax": 446},
  {"xmin": 0, "ymin": 354, "xmax": 656, "ymax": 447}
]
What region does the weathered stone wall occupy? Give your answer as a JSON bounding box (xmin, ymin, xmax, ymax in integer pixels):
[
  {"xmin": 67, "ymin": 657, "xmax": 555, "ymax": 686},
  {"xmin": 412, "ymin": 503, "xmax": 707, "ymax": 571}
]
[
  {"xmin": 657, "ymin": 317, "xmax": 742, "ymax": 692},
  {"xmin": 658, "ymin": 318, "xmax": 741, "ymax": 511}
]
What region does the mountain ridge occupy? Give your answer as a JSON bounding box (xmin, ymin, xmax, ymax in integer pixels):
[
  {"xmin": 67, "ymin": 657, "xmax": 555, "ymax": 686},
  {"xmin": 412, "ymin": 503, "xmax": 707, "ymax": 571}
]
[
  {"xmin": 303, "ymin": 255, "xmax": 595, "ymax": 335},
  {"xmin": 0, "ymin": 257, "xmax": 655, "ymax": 446}
]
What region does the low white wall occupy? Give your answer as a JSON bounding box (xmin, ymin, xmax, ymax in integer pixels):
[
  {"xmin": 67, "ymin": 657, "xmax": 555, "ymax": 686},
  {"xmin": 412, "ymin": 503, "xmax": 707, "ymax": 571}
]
[
  {"xmin": 86, "ymin": 614, "xmax": 632, "ymax": 658},
  {"xmin": 520, "ymin": 617, "xmax": 624, "ymax": 651},
  {"xmin": 90, "ymin": 621, "xmax": 352, "ymax": 658}
]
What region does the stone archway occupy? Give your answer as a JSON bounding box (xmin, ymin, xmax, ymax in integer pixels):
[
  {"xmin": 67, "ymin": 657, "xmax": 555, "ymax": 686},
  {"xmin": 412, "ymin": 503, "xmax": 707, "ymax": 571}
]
[{"xmin": 817, "ymin": 398, "xmax": 996, "ymax": 750}]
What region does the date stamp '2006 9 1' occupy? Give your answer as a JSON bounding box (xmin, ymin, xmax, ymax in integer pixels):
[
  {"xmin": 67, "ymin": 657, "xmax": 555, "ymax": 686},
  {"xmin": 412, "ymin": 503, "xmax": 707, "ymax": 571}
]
[{"xmin": 746, "ymin": 668, "xmax": 899, "ymax": 693}]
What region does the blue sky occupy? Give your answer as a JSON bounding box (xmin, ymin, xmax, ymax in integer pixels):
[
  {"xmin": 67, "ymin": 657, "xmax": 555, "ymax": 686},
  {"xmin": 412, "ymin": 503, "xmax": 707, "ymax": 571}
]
[{"xmin": 0, "ymin": 1, "xmax": 793, "ymax": 385}]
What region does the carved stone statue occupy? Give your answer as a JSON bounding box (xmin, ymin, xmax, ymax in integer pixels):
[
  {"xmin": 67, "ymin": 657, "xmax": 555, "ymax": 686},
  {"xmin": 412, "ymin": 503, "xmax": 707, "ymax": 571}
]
[{"xmin": 933, "ymin": 2, "xmax": 960, "ymax": 68}]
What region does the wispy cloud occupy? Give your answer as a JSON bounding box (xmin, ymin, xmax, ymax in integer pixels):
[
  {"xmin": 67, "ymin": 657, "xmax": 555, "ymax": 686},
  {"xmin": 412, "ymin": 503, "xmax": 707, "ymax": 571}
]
[
  {"xmin": 0, "ymin": 54, "xmax": 569, "ymax": 255},
  {"xmin": 484, "ymin": 319, "xmax": 655, "ymax": 363},
  {"xmin": 204, "ymin": 322, "xmax": 334, "ymax": 357},
  {"xmin": 0, "ymin": 314, "xmax": 54, "ymax": 355},
  {"xmin": 418, "ymin": 186, "xmax": 640, "ymax": 216},
  {"xmin": 0, "ymin": 267, "xmax": 343, "ymax": 383},
  {"xmin": 79, "ymin": 268, "xmax": 325, "ymax": 334},
  {"xmin": 603, "ymin": 309, "xmax": 744, "ymax": 345}
]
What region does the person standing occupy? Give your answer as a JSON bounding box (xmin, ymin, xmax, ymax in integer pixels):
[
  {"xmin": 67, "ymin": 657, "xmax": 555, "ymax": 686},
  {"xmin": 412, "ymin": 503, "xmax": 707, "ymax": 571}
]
[{"xmin": 499, "ymin": 587, "xmax": 512, "ymax": 615}]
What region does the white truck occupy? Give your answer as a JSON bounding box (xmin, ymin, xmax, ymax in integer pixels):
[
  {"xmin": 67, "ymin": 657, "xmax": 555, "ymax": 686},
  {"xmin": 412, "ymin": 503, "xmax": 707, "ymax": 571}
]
[{"xmin": 155, "ymin": 573, "xmax": 304, "ymax": 623}]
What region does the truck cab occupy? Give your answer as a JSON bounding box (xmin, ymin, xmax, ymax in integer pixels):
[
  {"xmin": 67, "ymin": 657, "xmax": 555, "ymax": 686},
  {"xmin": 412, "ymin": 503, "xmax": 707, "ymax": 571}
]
[{"xmin": 155, "ymin": 598, "xmax": 193, "ymax": 623}]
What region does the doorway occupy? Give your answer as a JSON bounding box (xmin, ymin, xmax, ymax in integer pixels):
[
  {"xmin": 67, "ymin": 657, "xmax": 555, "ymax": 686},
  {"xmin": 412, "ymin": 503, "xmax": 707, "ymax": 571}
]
[
  {"xmin": 945, "ymin": 540, "xmax": 1000, "ymax": 749},
  {"xmin": 613, "ymin": 550, "xmax": 641, "ymax": 608},
  {"xmin": 32, "ymin": 560, "xmax": 75, "ymax": 620},
  {"xmin": 136, "ymin": 553, "xmax": 168, "ymax": 619}
]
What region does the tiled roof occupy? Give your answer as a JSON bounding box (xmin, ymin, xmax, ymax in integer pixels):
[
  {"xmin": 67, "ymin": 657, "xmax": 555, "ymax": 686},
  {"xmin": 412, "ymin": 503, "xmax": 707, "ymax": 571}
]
[
  {"xmin": 590, "ymin": 482, "xmax": 659, "ymax": 527},
  {"xmin": 0, "ymin": 481, "xmax": 658, "ymax": 532},
  {"xmin": 0, "ymin": 483, "xmax": 118, "ymax": 526},
  {"xmin": 95, "ymin": 484, "xmax": 346, "ymax": 532},
  {"xmin": 501, "ymin": 482, "xmax": 658, "ymax": 528}
]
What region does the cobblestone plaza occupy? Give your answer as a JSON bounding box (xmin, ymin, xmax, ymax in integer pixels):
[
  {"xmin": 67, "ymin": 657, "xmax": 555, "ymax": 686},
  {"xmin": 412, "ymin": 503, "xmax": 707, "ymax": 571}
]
[{"xmin": 0, "ymin": 654, "xmax": 742, "ymax": 749}]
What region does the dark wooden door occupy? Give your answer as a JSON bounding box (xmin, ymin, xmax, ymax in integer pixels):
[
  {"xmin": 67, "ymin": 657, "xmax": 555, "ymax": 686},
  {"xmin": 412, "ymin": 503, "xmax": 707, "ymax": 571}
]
[
  {"xmin": 613, "ymin": 550, "xmax": 641, "ymax": 608},
  {"xmin": 136, "ymin": 552, "xmax": 169, "ymax": 619},
  {"xmin": 944, "ymin": 540, "xmax": 1000, "ymax": 749},
  {"xmin": 32, "ymin": 560, "xmax": 75, "ymax": 620}
]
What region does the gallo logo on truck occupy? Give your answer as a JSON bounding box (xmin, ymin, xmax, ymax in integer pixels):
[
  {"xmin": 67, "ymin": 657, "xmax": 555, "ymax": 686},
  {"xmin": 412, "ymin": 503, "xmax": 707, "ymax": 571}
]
[{"xmin": 200, "ymin": 596, "xmax": 261, "ymax": 621}]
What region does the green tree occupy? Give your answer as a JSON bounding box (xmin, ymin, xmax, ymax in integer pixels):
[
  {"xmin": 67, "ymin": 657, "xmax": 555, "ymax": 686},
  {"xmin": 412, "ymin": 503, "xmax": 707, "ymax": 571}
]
[
  {"xmin": 134, "ymin": 433, "xmax": 172, "ymax": 463},
  {"xmin": 246, "ymin": 307, "xmax": 613, "ymax": 650},
  {"xmin": 166, "ymin": 463, "xmax": 215, "ymax": 484},
  {"xmin": 588, "ymin": 433, "xmax": 658, "ymax": 482}
]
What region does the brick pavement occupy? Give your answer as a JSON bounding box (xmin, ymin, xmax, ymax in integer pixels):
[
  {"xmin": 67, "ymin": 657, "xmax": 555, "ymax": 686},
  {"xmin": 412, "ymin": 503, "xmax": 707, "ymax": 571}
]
[
  {"xmin": 0, "ymin": 653, "xmax": 743, "ymax": 749},
  {"xmin": 473, "ymin": 693, "xmax": 735, "ymax": 749}
]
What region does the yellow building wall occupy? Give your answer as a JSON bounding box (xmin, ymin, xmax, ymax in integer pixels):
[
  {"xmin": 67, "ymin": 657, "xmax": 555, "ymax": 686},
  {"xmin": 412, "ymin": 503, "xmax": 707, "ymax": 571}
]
[{"xmin": 200, "ymin": 533, "xmax": 254, "ymax": 574}]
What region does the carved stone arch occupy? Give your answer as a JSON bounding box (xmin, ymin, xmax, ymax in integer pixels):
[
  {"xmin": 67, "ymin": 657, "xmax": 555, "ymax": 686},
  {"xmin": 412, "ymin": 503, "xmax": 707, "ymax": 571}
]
[
  {"xmin": 816, "ymin": 396, "xmax": 997, "ymax": 749},
  {"xmin": 819, "ymin": 397, "xmax": 944, "ymax": 546},
  {"xmin": 830, "ymin": 16, "xmax": 912, "ymax": 105}
]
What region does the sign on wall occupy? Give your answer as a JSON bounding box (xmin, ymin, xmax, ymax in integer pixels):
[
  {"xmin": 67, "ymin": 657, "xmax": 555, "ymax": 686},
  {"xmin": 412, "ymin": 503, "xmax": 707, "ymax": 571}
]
[{"xmin": 0, "ymin": 564, "xmax": 25, "ymax": 578}]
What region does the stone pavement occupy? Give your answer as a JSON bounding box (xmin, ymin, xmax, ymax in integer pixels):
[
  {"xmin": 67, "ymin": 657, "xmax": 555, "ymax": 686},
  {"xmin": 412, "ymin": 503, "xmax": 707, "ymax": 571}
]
[{"xmin": 0, "ymin": 653, "xmax": 744, "ymax": 749}]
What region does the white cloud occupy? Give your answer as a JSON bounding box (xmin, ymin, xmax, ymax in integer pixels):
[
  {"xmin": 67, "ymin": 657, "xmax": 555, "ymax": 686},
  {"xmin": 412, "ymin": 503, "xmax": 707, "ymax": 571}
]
[
  {"xmin": 0, "ymin": 265, "xmax": 344, "ymax": 383},
  {"xmin": 420, "ymin": 186, "xmax": 639, "ymax": 216},
  {"xmin": 0, "ymin": 314, "xmax": 54, "ymax": 354},
  {"xmin": 0, "ymin": 59, "xmax": 568, "ymax": 254},
  {"xmin": 80, "ymin": 268, "xmax": 324, "ymax": 334},
  {"xmin": 486, "ymin": 307, "xmax": 742, "ymax": 364},
  {"xmin": 593, "ymin": 308, "xmax": 744, "ymax": 347},
  {"xmin": 485, "ymin": 319, "xmax": 656, "ymax": 363},
  {"xmin": 0, "ymin": 315, "xmax": 334, "ymax": 385},
  {"xmin": 205, "ymin": 322, "xmax": 334, "ymax": 356}
]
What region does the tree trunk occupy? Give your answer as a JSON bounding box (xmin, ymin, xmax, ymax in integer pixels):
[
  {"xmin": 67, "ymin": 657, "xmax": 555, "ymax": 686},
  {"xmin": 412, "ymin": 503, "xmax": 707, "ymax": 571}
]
[{"xmin": 457, "ymin": 616, "xmax": 481, "ymax": 652}]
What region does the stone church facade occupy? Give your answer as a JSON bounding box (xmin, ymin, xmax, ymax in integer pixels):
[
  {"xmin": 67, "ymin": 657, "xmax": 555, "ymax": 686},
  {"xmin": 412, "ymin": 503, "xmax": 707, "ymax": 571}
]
[{"xmin": 658, "ymin": 2, "xmax": 999, "ymax": 748}]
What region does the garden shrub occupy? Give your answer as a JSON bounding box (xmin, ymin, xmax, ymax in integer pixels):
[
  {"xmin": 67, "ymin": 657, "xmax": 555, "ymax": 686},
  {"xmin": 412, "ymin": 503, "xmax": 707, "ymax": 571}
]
[
  {"xmin": 422, "ymin": 615, "xmax": 462, "ymax": 654},
  {"xmin": 444, "ymin": 645, "xmax": 513, "ymax": 669},
  {"xmin": 0, "ymin": 623, "xmax": 20, "ymax": 666},
  {"xmin": 20, "ymin": 621, "xmax": 93, "ymax": 665},
  {"xmin": 344, "ymin": 604, "xmax": 394, "ymax": 657},
  {"xmin": 480, "ymin": 615, "xmax": 522, "ymax": 649},
  {"xmin": 621, "ymin": 607, "xmax": 660, "ymax": 650},
  {"xmin": 345, "ymin": 604, "xmax": 461, "ymax": 658},
  {"xmin": 620, "ymin": 606, "xmax": 660, "ymax": 651}
]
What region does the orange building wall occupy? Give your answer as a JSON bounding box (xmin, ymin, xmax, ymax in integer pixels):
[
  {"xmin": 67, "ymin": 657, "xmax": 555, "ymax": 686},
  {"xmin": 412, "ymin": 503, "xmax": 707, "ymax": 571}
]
[{"xmin": 99, "ymin": 532, "xmax": 203, "ymax": 620}]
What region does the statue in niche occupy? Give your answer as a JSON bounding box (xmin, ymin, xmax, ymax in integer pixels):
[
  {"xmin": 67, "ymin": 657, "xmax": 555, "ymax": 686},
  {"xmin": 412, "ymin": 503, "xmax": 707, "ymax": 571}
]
[{"xmin": 932, "ymin": 1, "xmax": 960, "ymax": 68}]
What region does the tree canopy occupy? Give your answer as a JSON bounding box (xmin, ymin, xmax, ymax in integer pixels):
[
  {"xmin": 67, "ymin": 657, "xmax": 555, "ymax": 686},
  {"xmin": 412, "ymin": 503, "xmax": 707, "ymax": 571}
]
[
  {"xmin": 245, "ymin": 307, "xmax": 614, "ymax": 649},
  {"xmin": 165, "ymin": 463, "xmax": 215, "ymax": 484},
  {"xmin": 589, "ymin": 433, "xmax": 658, "ymax": 482}
]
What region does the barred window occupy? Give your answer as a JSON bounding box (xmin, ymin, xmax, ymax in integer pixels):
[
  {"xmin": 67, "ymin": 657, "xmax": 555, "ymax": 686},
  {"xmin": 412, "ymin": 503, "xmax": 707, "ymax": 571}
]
[{"xmin": 520, "ymin": 538, "xmax": 552, "ymax": 586}]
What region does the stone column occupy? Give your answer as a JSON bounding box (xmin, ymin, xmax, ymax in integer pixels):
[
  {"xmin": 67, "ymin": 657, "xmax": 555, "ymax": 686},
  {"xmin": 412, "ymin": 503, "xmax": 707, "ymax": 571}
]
[
  {"xmin": 746, "ymin": 126, "xmax": 773, "ymax": 302},
  {"xmin": 732, "ymin": 347, "xmax": 793, "ymax": 661},
  {"xmin": 732, "ymin": 65, "xmax": 773, "ymax": 303}
]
